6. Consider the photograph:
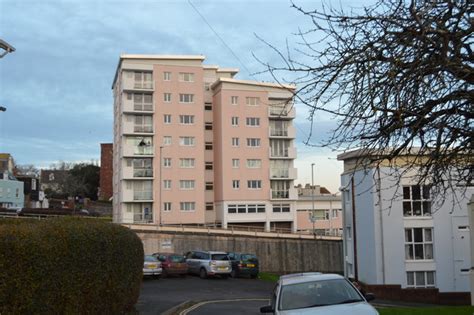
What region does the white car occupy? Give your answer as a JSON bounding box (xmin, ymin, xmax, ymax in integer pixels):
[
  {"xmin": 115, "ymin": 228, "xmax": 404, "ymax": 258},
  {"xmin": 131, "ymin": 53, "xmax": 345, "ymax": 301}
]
[
  {"xmin": 260, "ymin": 273, "xmax": 378, "ymax": 315},
  {"xmin": 143, "ymin": 255, "xmax": 162, "ymax": 277}
]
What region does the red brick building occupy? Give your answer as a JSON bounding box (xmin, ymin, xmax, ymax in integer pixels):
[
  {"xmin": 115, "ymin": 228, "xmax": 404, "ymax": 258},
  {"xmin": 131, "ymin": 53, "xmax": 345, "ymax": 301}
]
[{"xmin": 99, "ymin": 143, "xmax": 113, "ymax": 201}]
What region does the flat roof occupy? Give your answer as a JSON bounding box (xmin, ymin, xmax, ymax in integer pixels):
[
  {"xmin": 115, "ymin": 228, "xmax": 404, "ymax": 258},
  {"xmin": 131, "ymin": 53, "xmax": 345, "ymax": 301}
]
[{"xmin": 211, "ymin": 77, "xmax": 296, "ymax": 90}]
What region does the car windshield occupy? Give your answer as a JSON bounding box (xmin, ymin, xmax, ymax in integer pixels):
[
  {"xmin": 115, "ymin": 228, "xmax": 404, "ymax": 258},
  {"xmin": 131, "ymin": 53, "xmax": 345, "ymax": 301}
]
[
  {"xmin": 145, "ymin": 255, "xmax": 158, "ymax": 262},
  {"xmin": 241, "ymin": 254, "xmax": 257, "ymax": 262},
  {"xmin": 211, "ymin": 254, "xmax": 229, "ymax": 260},
  {"xmin": 170, "ymin": 255, "xmax": 185, "ymax": 263},
  {"xmin": 279, "ymin": 279, "xmax": 363, "ymax": 311}
]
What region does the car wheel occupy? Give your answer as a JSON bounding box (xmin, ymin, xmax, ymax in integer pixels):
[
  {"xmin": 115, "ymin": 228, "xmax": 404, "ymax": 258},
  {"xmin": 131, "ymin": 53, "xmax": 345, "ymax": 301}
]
[
  {"xmin": 199, "ymin": 268, "xmax": 207, "ymax": 279},
  {"xmin": 230, "ymin": 269, "xmax": 237, "ymax": 278},
  {"xmin": 221, "ymin": 274, "xmax": 229, "ymax": 279}
]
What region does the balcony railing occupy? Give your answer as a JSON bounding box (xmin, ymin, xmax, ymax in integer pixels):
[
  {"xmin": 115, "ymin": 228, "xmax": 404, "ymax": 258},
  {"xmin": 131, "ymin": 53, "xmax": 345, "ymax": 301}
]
[
  {"xmin": 133, "ymin": 82, "xmax": 153, "ymax": 89},
  {"xmin": 270, "ymin": 168, "xmax": 289, "ymax": 178},
  {"xmin": 134, "ymin": 103, "xmax": 153, "ymax": 111},
  {"xmin": 133, "ymin": 169, "xmax": 153, "ymax": 177},
  {"xmin": 270, "ymin": 128, "xmax": 288, "ymax": 137},
  {"xmin": 134, "ymin": 125, "xmax": 153, "ymax": 133},
  {"xmin": 133, "ymin": 191, "xmax": 153, "ymax": 200},
  {"xmin": 271, "ymin": 189, "xmax": 290, "ymax": 199}
]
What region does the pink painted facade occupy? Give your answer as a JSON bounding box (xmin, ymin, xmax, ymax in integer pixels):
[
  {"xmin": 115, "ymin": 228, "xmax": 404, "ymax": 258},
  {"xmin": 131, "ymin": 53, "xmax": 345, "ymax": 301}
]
[{"xmin": 112, "ymin": 55, "xmax": 297, "ymax": 231}]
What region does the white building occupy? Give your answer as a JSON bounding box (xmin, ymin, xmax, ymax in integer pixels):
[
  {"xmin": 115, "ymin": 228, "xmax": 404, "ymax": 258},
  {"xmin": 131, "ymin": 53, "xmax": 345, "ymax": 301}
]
[{"xmin": 338, "ymin": 149, "xmax": 472, "ymax": 293}]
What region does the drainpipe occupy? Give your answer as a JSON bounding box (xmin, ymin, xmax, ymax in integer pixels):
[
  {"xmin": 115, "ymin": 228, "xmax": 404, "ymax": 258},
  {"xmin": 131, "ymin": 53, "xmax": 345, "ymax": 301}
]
[
  {"xmin": 376, "ymin": 166, "xmax": 386, "ymax": 284},
  {"xmin": 351, "ymin": 177, "xmax": 359, "ymax": 281}
]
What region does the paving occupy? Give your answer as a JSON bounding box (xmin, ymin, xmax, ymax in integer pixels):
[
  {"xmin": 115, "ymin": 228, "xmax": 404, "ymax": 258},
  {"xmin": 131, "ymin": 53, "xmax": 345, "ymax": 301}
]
[{"xmin": 136, "ymin": 275, "xmax": 274, "ymax": 315}]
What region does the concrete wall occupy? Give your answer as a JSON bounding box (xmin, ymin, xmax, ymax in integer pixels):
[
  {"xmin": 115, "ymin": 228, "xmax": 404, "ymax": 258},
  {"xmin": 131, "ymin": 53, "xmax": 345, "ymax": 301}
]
[{"xmin": 136, "ymin": 231, "xmax": 343, "ymax": 274}]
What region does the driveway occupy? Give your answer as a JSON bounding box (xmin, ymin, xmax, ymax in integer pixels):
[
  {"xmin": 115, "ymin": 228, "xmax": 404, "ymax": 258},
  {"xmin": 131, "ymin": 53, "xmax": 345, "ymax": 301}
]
[{"xmin": 136, "ymin": 275, "xmax": 273, "ymax": 315}]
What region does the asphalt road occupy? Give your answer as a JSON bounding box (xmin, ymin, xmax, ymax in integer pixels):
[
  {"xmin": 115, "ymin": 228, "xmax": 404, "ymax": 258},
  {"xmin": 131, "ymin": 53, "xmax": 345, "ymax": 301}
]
[
  {"xmin": 186, "ymin": 299, "xmax": 269, "ymax": 315},
  {"xmin": 136, "ymin": 275, "xmax": 274, "ymax": 315}
]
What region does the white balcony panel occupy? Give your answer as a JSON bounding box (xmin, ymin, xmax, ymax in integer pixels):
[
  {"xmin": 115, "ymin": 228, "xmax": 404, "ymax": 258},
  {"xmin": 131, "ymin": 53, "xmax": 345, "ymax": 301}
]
[
  {"xmin": 122, "ymin": 75, "xmax": 154, "ymax": 91},
  {"xmin": 122, "ymin": 96, "xmax": 154, "ymax": 113},
  {"xmin": 122, "ymin": 144, "xmax": 154, "ymax": 157},
  {"xmin": 268, "ymin": 106, "xmax": 295, "ymax": 119},
  {"xmin": 270, "ymin": 188, "xmax": 298, "ymax": 200}
]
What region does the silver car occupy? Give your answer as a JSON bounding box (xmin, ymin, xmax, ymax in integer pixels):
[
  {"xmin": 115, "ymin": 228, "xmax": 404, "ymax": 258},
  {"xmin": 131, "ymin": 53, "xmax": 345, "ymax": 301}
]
[
  {"xmin": 260, "ymin": 273, "xmax": 378, "ymax": 315},
  {"xmin": 185, "ymin": 250, "xmax": 231, "ymax": 279},
  {"xmin": 143, "ymin": 255, "xmax": 162, "ymax": 277}
]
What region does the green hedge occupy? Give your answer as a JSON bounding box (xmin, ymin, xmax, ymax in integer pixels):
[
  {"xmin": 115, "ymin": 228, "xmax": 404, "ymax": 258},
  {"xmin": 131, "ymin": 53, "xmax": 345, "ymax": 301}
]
[{"xmin": 0, "ymin": 217, "xmax": 144, "ymax": 314}]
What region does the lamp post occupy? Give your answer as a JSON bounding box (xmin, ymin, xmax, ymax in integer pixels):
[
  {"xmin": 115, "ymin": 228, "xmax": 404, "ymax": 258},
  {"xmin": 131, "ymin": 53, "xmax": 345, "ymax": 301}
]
[
  {"xmin": 159, "ymin": 145, "xmax": 163, "ymax": 226},
  {"xmin": 311, "ymin": 163, "xmax": 316, "ymax": 236},
  {"xmin": 0, "ymin": 39, "xmax": 15, "ymax": 59}
]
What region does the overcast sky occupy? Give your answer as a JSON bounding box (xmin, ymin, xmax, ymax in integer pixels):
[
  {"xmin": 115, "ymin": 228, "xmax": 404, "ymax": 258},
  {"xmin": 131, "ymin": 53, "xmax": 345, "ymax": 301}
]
[{"xmin": 0, "ymin": 0, "xmax": 362, "ymax": 192}]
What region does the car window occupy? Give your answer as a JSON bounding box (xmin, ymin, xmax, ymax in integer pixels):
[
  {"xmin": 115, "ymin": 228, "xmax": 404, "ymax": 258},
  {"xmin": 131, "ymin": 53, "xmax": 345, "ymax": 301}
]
[
  {"xmin": 191, "ymin": 252, "xmax": 200, "ymax": 259},
  {"xmin": 242, "ymin": 254, "xmax": 257, "ymax": 261},
  {"xmin": 158, "ymin": 255, "xmax": 166, "ymax": 262},
  {"xmin": 279, "ymin": 279, "xmax": 363, "ymax": 311},
  {"xmin": 170, "ymin": 255, "xmax": 185, "ymax": 263},
  {"xmin": 211, "ymin": 254, "xmax": 229, "ymax": 260},
  {"xmin": 145, "ymin": 255, "xmax": 158, "ymax": 262},
  {"xmin": 271, "ymin": 283, "xmax": 278, "ymax": 310},
  {"xmin": 202, "ymin": 253, "xmax": 210, "ymax": 260},
  {"xmin": 228, "ymin": 253, "xmax": 234, "ymax": 260}
]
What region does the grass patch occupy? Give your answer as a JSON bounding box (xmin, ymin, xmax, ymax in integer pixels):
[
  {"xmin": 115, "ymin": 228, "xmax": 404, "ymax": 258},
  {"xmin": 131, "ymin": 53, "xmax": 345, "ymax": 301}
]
[
  {"xmin": 258, "ymin": 272, "xmax": 279, "ymax": 282},
  {"xmin": 377, "ymin": 306, "xmax": 474, "ymax": 315}
]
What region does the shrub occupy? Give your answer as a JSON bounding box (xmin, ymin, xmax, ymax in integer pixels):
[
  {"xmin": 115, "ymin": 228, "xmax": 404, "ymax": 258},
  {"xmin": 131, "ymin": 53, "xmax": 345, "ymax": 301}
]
[{"xmin": 0, "ymin": 217, "xmax": 144, "ymax": 314}]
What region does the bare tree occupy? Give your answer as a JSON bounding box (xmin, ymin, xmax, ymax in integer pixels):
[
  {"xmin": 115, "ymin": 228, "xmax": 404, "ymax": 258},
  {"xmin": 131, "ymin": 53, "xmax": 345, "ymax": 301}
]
[{"xmin": 257, "ymin": 0, "xmax": 473, "ymax": 198}]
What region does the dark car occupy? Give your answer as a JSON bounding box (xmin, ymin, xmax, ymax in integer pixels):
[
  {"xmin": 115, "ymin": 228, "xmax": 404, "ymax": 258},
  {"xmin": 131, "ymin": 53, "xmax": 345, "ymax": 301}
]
[
  {"xmin": 152, "ymin": 253, "xmax": 187, "ymax": 277},
  {"xmin": 228, "ymin": 252, "xmax": 259, "ymax": 278}
]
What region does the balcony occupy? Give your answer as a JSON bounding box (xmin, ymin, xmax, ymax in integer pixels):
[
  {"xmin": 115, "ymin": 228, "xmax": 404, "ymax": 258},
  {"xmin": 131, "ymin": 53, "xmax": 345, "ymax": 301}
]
[
  {"xmin": 269, "ymin": 125, "xmax": 296, "ymax": 138},
  {"xmin": 133, "ymin": 191, "xmax": 153, "ymax": 201},
  {"xmin": 122, "ymin": 75, "xmax": 154, "ymax": 92},
  {"xmin": 122, "ymin": 96, "xmax": 154, "ymax": 113},
  {"xmin": 123, "ymin": 144, "xmax": 154, "ymax": 157},
  {"xmin": 270, "ymin": 167, "xmax": 297, "ymax": 179},
  {"xmin": 269, "ymin": 147, "xmax": 297, "ymax": 159},
  {"xmin": 270, "ymin": 188, "xmax": 298, "ymax": 200},
  {"xmin": 268, "ymin": 106, "xmax": 295, "ymax": 119}
]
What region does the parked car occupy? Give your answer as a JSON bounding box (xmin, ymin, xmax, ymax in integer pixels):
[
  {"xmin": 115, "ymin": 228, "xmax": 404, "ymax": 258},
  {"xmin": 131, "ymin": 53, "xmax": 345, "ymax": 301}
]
[
  {"xmin": 143, "ymin": 255, "xmax": 162, "ymax": 277},
  {"xmin": 185, "ymin": 250, "xmax": 231, "ymax": 279},
  {"xmin": 228, "ymin": 252, "xmax": 259, "ymax": 279},
  {"xmin": 260, "ymin": 273, "xmax": 378, "ymax": 315},
  {"xmin": 152, "ymin": 252, "xmax": 187, "ymax": 277}
]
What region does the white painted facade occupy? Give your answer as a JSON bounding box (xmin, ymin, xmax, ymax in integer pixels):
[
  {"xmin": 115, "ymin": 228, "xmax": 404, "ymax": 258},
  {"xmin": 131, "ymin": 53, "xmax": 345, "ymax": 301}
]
[{"xmin": 340, "ymin": 163, "xmax": 472, "ymax": 293}]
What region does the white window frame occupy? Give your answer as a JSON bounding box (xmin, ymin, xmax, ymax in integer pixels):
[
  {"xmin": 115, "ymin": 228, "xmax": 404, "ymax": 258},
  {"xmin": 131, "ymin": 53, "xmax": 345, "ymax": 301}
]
[
  {"xmin": 231, "ymin": 96, "xmax": 238, "ymax": 105},
  {"xmin": 179, "ymin": 72, "xmax": 195, "ymax": 82},
  {"xmin": 246, "ymin": 97, "xmax": 259, "ymax": 106},
  {"xmin": 180, "ymin": 202, "xmax": 196, "ymax": 212},
  {"xmin": 163, "ymin": 180, "xmax": 172, "ymax": 190},
  {"xmin": 179, "ymin": 136, "xmax": 195, "ymax": 146},
  {"xmin": 163, "ymin": 136, "xmax": 172, "ymax": 146},
  {"xmin": 405, "ymin": 228, "xmax": 434, "ymax": 260},
  {"xmin": 164, "ymin": 114, "xmax": 171, "ymax": 124},
  {"xmin": 247, "ymin": 138, "xmax": 261, "ymax": 147},
  {"xmin": 231, "ymin": 117, "xmax": 239, "ymax": 126},
  {"xmin": 246, "ymin": 117, "xmax": 260, "ymax": 127},
  {"xmin": 232, "ymin": 180, "xmax": 240, "ymax": 189},
  {"xmin": 246, "ymin": 159, "xmax": 262, "ymax": 168},
  {"xmin": 247, "ymin": 180, "xmax": 262, "ymax": 189},
  {"xmin": 232, "ymin": 159, "xmax": 240, "ymax": 168},
  {"xmin": 163, "ymin": 72, "xmax": 171, "ymax": 81},
  {"xmin": 179, "ymin": 180, "xmax": 195, "ymax": 190},
  {"xmin": 163, "ymin": 202, "xmax": 172, "ymax": 212},
  {"xmin": 406, "ymin": 271, "xmax": 436, "ymax": 288},
  {"xmin": 179, "ymin": 158, "xmax": 195, "ymax": 168},
  {"xmin": 179, "ymin": 93, "xmax": 194, "ymax": 103},
  {"xmin": 232, "ymin": 137, "xmax": 239, "ymax": 147},
  {"xmin": 403, "ymin": 185, "xmax": 431, "ymax": 217},
  {"xmin": 163, "ymin": 158, "xmax": 171, "ymax": 168},
  {"xmin": 179, "ymin": 115, "xmax": 195, "ymax": 125},
  {"xmin": 164, "ymin": 93, "xmax": 171, "ymax": 103}
]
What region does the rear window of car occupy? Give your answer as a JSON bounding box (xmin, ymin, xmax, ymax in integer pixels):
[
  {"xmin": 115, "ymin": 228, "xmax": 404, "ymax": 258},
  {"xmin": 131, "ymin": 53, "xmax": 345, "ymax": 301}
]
[
  {"xmin": 211, "ymin": 254, "xmax": 229, "ymax": 261},
  {"xmin": 145, "ymin": 255, "xmax": 158, "ymax": 262},
  {"xmin": 170, "ymin": 255, "xmax": 185, "ymax": 263},
  {"xmin": 242, "ymin": 254, "xmax": 257, "ymax": 261}
]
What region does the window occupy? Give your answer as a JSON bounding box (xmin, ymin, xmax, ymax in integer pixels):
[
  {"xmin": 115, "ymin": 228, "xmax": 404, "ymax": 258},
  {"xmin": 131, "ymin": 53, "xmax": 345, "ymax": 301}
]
[
  {"xmin": 179, "ymin": 180, "xmax": 195, "ymax": 190},
  {"xmin": 163, "ymin": 72, "xmax": 171, "ymax": 81},
  {"xmin": 273, "ymin": 204, "xmax": 291, "ymax": 212},
  {"xmin": 179, "ymin": 94, "xmax": 194, "ymax": 103},
  {"xmin": 232, "ymin": 180, "xmax": 240, "ymax": 189},
  {"xmin": 133, "ymin": 71, "xmax": 153, "ymax": 89},
  {"xmin": 132, "ymin": 181, "xmax": 153, "ymax": 200},
  {"xmin": 179, "ymin": 72, "xmax": 194, "ymax": 82},
  {"xmin": 227, "ymin": 204, "xmax": 265, "ymax": 214},
  {"xmin": 206, "ymin": 202, "xmax": 214, "ymax": 211},
  {"xmin": 405, "ymin": 228, "xmax": 434, "ymax": 260},
  {"xmin": 179, "ymin": 136, "xmax": 195, "ymax": 146},
  {"xmin": 204, "ymin": 102, "xmax": 212, "ymax": 110},
  {"xmin": 32, "ymin": 179, "xmax": 37, "ymax": 190},
  {"xmin": 132, "ymin": 93, "xmax": 153, "ymax": 111},
  {"xmin": 163, "ymin": 180, "xmax": 172, "ymax": 189},
  {"xmin": 133, "ymin": 158, "xmax": 153, "ymax": 177},
  {"xmin": 232, "ymin": 159, "xmax": 240, "ymax": 168},
  {"xmin": 231, "ymin": 96, "xmax": 238, "ymax": 105},
  {"xmin": 134, "ymin": 115, "xmax": 153, "ymax": 133},
  {"xmin": 247, "ymin": 138, "xmax": 261, "ymax": 147},
  {"xmin": 205, "ymin": 142, "xmax": 213, "ymax": 150},
  {"xmin": 179, "ymin": 158, "xmax": 195, "ymax": 168},
  {"xmin": 164, "ymin": 114, "xmax": 171, "ymax": 124},
  {"xmin": 180, "ymin": 202, "xmax": 195, "ymax": 211},
  {"xmin": 163, "ymin": 136, "xmax": 172, "ymax": 146},
  {"xmin": 247, "ymin": 159, "xmax": 262, "ymax": 168},
  {"xmin": 205, "ymin": 182, "xmax": 213, "ymax": 190},
  {"xmin": 247, "ymin": 180, "xmax": 262, "ymax": 189},
  {"xmin": 204, "ymin": 83, "xmax": 211, "ymax": 91},
  {"xmin": 246, "ymin": 97, "xmax": 259, "ymax": 106},
  {"xmin": 179, "ymin": 115, "xmax": 195, "ymax": 124},
  {"xmin": 407, "ymin": 271, "xmax": 435, "ymax": 288},
  {"xmin": 205, "ymin": 162, "xmax": 213, "ymax": 170},
  {"xmin": 231, "ymin": 117, "xmax": 239, "ymax": 126},
  {"xmin": 246, "ymin": 117, "xmax": 260, "ymax": 126},
  {"xmin": 232, "ymin": 138, "xmax": 239, "ymax": 147},
  {"xmin": 403, "ymin": 185, "xmax": 431, "ymax": 216},
  {"xmin": 163, "ymin": 158, "xmax": 171, "ymax": 168},
  {"xmin": 270, "ymin": 139, "xmax": 290, "ymax": 157},
  {"xmin": 163, "ymin": 202, "xmax": 172, "ymax": 212},
  {"xmin": 164, "ymin": 93, "xmax": 171, "ymax": 103},
  {"xmin": 205, "ymin": 122, "xmax": 213, "ymax": 130}
]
